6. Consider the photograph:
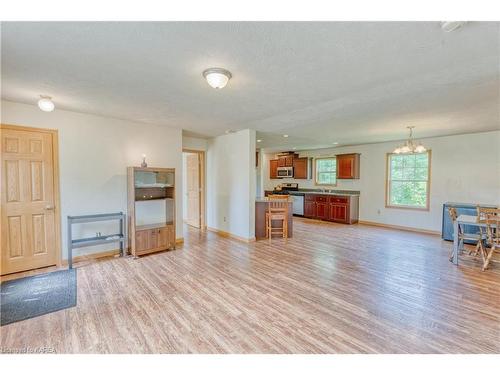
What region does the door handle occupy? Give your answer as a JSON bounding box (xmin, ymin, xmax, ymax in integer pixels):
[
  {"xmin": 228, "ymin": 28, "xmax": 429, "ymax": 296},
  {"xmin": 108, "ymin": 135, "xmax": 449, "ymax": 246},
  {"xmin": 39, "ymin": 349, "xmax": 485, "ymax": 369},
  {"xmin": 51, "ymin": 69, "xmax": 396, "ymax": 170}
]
[{"xmin": 45, "ymin": 205, "xmax": 55, "ymax": 210}]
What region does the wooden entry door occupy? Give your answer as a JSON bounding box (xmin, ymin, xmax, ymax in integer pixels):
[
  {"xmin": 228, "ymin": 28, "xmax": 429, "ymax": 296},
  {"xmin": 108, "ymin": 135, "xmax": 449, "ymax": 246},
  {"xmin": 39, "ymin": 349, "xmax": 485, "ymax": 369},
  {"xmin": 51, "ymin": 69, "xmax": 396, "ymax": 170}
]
[
  {"xmin": 1, "ymin": 126, "xmax": 60, "ymax": 275},
  {"xmin": 185, "ymin": 153, "xmax": 201, "ymax": 228}
]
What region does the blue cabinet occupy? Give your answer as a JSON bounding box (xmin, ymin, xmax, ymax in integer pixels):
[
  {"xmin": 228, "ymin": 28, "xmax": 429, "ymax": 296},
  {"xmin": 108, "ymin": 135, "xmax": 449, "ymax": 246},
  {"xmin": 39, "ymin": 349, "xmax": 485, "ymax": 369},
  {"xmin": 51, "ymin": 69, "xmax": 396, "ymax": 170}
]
[{"xmin": 442, "ymin": 202, "xmax": 496, "ymax": 243}]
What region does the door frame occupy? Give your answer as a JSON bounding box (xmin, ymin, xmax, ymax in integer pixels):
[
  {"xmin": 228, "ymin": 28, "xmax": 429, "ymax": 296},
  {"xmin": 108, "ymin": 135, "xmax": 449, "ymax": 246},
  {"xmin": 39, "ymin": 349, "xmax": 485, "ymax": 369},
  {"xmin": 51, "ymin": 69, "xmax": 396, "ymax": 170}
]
[
  {"xmin": 1, "ymin": 123, "xmax": 62, "ymax": 269},
  {"xmin": 182, "ymin": 148, "xmax": 206, "ymax": 230}
]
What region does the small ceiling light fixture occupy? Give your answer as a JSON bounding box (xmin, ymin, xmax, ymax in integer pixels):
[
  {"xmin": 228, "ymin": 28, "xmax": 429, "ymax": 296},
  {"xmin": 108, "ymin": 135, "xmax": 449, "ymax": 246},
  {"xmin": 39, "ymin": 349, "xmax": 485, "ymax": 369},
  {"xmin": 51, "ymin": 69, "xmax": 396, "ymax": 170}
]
[
  {"xmin": 441, "ymin": 21, "xmax": 467, "ymax": 32},
  {"xmin": 393, "ymin": 126, "xmax": 427, "ymax": 154},
  {"xmin": 225, "ymin": 129, "xmax": 235, "ymax": 134},
  {"xmin": 332, "ymin": 142, "xmax": 339, "ymax": 145},
  {"xmin": 203, "ymin": 67, "xmax": 232, "ymax": 89},
  {"xmin": 283, "ymin": 134, "xmax": 289, "ymax": 138},
  {"xmin": 257, "ymin": 139, "xmax": 262, "ymax": 143},
  {"xmin": 38, "ymin": 95, "xmax": 55, "ymax": 112}
]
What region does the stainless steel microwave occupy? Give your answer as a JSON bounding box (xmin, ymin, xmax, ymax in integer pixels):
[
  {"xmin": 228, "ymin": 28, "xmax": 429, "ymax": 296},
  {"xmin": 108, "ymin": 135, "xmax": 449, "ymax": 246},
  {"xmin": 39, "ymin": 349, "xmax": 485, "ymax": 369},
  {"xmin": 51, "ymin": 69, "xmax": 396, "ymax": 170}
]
[{"xmin": 277, "ymin": 166, "xmax": 293, "ymax": 178}]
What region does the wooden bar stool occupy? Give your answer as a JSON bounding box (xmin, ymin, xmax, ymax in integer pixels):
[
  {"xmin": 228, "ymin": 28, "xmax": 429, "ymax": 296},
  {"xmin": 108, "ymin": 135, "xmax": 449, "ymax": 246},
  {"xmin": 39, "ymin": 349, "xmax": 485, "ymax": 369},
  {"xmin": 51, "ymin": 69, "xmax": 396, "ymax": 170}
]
[
  {"xmin": 477, "ymin": 207, "xmax": 497, "ymax": 261},
  {"xmin": 266, "ymin": 195, "xmax": 289, "ymax": 241},
  {"xmin": 483, "ymin": 209, "xmax": 500, "ymax": 271}
]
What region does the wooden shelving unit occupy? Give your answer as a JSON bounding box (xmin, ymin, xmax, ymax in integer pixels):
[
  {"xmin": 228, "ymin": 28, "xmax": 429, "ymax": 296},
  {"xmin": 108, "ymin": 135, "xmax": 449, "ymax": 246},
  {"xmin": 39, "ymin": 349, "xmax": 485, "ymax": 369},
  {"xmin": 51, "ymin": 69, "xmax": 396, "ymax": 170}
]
[{"xmin": 127, "ymin": 167, "xmax": 176, "ymax": 257}]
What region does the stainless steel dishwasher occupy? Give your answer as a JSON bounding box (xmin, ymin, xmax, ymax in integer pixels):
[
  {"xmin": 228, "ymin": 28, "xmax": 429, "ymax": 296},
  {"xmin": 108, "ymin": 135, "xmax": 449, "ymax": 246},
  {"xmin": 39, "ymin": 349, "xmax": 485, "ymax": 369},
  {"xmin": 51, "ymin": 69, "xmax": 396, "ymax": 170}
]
[{"xmin": 292, "ymin": 194, "xmax": 304, "ymax": 216}]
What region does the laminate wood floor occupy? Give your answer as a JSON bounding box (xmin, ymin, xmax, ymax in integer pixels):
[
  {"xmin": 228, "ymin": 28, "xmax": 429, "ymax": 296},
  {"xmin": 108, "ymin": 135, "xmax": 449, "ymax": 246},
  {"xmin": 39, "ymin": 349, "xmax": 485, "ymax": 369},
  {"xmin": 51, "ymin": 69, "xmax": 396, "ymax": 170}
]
[{"xmin": 1, "ymin": 218, "xmax": 499, "ymax": 353}]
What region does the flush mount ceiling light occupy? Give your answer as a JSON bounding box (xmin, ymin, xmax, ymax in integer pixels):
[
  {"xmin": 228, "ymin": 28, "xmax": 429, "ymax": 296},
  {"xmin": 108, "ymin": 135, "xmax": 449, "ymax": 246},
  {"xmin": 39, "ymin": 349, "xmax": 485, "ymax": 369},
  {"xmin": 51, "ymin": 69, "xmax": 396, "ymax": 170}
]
[
  {"xmin": 283, "ymin": 134, "xmax": 289, "ymax": 138},
  {"xmin": 257, "ymin": 139, "xmax": 262, "ymax": 143},
  {"xmin": 332, "ymin": 142, "xmax": 339, "ymax": 145},
  {"xmin": 441, "ymin": 21, "xmax": 467, "ymax": 32},
  {"xmin": 393, "ymin": 126, "xmax": 427, "ymax": 154},
  {"xmin": 203, "ymin": 67, "xmax": 232, "ymax": 89},
  {"xmin": 38, "ymin": 95, "xmax": 55, "ymax": 112}
]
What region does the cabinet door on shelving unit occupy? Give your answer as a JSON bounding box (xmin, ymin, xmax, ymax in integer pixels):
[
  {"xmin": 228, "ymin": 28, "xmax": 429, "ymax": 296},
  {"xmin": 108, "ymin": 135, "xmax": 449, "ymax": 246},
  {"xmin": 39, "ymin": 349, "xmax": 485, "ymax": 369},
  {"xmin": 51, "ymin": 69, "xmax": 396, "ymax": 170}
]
[
  {"xmin": 149, "ymin": 229, "xmax": 158, "ymax": 249},
  {"xmin": 168, "ymin": 225, "xmax": 175, "ymax": 247},
  {"xmin": 157, "ymin": 227, "xmax": 169, "ymax": 248},
  {"xmin": 136, "ymin": 230, "xmax": 150, "ymax": 252}
]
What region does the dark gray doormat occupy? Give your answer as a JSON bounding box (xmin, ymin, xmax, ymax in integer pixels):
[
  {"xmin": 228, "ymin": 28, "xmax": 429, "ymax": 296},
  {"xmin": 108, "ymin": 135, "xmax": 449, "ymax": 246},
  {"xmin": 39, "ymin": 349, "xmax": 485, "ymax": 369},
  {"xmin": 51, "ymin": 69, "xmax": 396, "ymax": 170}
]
[{"xmin": 1, "ymin": 269, "xmax": 77, "ymax": 326}]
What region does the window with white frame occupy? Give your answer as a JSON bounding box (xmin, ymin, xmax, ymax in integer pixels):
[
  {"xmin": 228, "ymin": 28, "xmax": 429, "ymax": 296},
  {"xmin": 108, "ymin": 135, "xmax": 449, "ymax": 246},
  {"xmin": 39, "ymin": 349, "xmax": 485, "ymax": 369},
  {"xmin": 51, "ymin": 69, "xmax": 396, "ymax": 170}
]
[
  {"xmin": 315, "ymin": 157, "xmax": 337, "ymax": 185},
  {"xmin": 386, "ymin": 152, "xmax": 430, "ymax": 209}
]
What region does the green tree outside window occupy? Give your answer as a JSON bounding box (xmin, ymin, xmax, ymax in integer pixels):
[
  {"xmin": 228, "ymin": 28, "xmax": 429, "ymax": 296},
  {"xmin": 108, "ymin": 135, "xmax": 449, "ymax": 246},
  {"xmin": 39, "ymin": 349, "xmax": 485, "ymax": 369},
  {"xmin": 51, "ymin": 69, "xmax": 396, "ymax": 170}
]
[
  {"xmin": 387, "ymin": 152, "xmax": 430, "ymax": 209},
  {"xmin": 315, "ymin": 158, "xmax": 337, "ymax": 185}
]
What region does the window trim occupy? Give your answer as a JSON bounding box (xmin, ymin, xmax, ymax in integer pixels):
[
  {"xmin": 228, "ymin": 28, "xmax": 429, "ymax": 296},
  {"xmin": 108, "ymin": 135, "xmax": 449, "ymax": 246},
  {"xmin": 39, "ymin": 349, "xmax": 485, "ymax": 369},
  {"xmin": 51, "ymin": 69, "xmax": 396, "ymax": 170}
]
[
  {"xmin": 385, "ymin": 150, "xmax": 431, "ymax": 211},
  {"xmin": 314, "ymin": 157, "xmax": 337, "ymax": 186}
]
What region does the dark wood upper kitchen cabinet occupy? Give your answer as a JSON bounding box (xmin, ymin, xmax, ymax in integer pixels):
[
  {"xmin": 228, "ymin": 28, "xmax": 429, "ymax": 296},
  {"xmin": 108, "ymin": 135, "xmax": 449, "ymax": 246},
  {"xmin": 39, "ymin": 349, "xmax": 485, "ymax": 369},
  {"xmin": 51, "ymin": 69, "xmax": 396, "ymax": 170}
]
[
  {"xmin": 270, "ymin": 159, "xmax": 278, "ymax": 179},
  {"xmin": 336, "ymin": 153, "xmax": 360, "ymax": 179},
  {"xmin": 293, "ymin": 157, "xmax": 308, "ymax": 179},
  {"xmin": 277, "ymin": 155, "xmax": 294, "ymax": 167},
  {"xmin": 284, "ymin": 155, "xmax": 294, "ymax": 167}
]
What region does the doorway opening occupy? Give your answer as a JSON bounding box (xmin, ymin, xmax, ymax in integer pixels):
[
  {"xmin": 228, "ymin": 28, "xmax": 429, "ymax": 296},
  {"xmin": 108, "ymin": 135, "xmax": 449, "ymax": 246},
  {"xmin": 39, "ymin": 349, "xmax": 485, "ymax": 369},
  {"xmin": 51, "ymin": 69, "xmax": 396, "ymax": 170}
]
[{"xmin": 182, "ymin": 149, "xmax": 205, "ymax": 230}]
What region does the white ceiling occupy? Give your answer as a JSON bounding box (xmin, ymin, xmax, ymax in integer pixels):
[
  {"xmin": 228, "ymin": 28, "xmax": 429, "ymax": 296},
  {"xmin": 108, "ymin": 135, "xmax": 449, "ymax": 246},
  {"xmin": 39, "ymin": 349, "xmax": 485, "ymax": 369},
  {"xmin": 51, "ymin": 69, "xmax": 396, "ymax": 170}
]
[{"xmin": 1, "ymin": 22, "xmax": 499, "ymax": 150}]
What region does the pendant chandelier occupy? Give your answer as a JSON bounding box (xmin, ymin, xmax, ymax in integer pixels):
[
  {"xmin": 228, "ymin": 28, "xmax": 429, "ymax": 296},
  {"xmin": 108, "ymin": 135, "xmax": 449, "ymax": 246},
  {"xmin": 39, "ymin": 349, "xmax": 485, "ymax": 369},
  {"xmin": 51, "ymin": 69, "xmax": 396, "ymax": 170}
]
[{"xmin": 393, "ymin": 126, "xmax": 427, "ymax": 154}]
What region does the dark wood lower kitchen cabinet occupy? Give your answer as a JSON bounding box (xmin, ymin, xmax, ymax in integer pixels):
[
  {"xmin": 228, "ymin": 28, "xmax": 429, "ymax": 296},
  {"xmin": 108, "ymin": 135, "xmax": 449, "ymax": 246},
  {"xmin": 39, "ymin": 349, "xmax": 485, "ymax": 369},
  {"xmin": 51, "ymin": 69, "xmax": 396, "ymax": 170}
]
[
  {"xmin": 304, "ymin": 195, "xmax": 317, "ymax": 218},
  {"xmin": 330, "ymin": 204, "xmax": 347, "ymax": 222},
  {"xmin": 303, "ymin": 194, "xmax": 359, "ymax": 224},
  {"xmin": 315, "ymin": 195, "xmax": 329, "ymax": 220},
  {"xmin": 316, "ymin": 202, "xmax": 329, "ymax": 220}
]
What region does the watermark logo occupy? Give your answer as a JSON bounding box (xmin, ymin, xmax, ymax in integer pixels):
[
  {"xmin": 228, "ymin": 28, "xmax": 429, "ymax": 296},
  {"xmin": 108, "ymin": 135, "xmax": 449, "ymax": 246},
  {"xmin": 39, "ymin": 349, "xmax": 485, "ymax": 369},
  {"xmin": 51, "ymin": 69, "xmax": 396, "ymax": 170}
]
[{"xmin": 1, "ymin": 346, "xmax": 56, "ymax": 354}]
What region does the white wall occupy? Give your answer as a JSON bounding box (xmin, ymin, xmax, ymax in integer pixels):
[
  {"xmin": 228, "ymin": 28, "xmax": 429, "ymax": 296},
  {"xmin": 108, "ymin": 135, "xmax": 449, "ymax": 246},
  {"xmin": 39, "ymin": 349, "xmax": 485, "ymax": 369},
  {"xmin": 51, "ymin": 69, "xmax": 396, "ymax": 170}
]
[
  {"xmin": 262, "ymin": 131, "xmax": 500, "ymax": 232},
  {"xmin": 207, "ymin": 129, "xmax": 256, "ymax": 240},
  {"xmin": 183, "ymin": 136, "xmax": 208, "ymax": 151},
  {"xmin": 256, "ymin": 149, "xmax": 264, "ymax": 198},
  {"xmin": 182, "ymin": 153, "xmax": 188, "ymax": 221},
  {"xmin": 1, "ymin": 100, "xmax": 183, "ymax": 258}
]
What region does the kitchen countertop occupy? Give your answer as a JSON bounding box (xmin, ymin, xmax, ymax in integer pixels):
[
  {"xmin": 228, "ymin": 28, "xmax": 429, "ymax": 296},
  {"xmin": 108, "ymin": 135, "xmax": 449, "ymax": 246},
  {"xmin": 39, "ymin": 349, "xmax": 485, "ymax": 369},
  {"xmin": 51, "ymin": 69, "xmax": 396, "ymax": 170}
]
[
  {"xmin": 269, "ymin": 190, "xmax": 360, "ymax": 197},
  {"xmin": 256, "ymin": 197, "xmax": 293, "ymax": 203},
  {"xmin": 296, "ymin": 191, "xmax": 360, "ymax": 197}
]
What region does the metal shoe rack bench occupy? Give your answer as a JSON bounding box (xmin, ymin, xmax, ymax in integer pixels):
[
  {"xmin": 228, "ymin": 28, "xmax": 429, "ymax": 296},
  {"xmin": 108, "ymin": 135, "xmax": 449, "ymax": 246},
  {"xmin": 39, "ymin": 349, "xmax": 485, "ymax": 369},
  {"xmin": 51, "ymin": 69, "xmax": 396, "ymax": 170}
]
[{"xmin": 67, "ymin": 212, "xmax": 127, "ymax": 269}]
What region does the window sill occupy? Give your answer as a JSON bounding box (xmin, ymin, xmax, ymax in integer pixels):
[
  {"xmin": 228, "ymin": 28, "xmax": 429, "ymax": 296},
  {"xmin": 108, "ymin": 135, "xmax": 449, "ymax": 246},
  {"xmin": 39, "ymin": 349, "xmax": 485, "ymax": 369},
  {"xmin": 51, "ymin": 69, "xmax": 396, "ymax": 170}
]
[
  {"xmin": 314, "ymin": 183, "xmax": 338, "ymax": 187},
  {"xmin": 385, "ymin": 204, "xmax": 430, "ymax": 211}
]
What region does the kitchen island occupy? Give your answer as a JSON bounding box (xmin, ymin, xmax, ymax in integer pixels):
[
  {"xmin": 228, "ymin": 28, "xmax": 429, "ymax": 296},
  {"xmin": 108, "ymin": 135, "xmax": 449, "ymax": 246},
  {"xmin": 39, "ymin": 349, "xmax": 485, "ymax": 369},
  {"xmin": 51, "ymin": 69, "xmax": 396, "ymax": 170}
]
[
  {"xmin": 255, "ymin": 197, "xmax": 294, "ymax": 239},
  {"xmin": 265, "ymin": 189, "xmax": 360, "ymax": 224}
]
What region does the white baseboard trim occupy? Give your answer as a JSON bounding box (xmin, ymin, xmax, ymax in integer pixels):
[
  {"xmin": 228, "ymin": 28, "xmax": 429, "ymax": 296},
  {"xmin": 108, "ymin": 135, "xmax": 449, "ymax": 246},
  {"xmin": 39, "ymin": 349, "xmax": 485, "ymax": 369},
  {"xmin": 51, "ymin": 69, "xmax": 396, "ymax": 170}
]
[
  {"xmin": 207, "ymin": 227, "xmax": 256, "ymax": 243},
  {"xmin": 358, "ymin": 220, "xmax": 441, "ymax": 236}
]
